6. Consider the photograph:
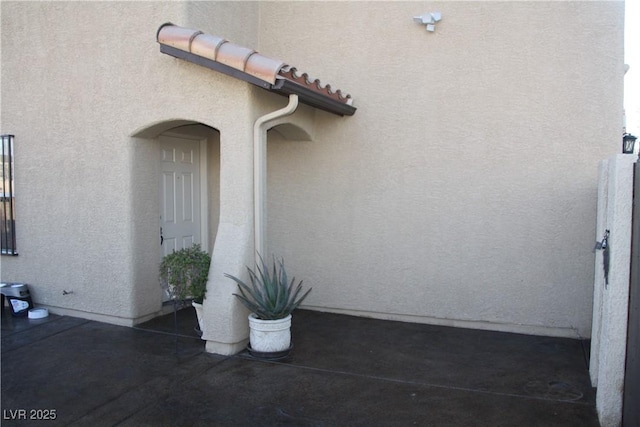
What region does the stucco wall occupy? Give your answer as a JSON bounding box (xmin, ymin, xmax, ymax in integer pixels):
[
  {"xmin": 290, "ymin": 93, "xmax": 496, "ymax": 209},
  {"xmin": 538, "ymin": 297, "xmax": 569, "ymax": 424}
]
[
  {"xmin": 0, "ymin": 1, "xmax": 625, "ymax": 337},
  {"xmin": 262, "ymin": 1, "xmax": 624, "ymax": 337},
  {"xmin": 0, "ymin": 1, "xmax": 260, "ymax": 323}
]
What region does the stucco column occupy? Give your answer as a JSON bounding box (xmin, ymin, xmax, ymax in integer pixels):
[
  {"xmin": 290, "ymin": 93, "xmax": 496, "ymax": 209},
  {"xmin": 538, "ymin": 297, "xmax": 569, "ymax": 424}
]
[
  {"xmin": 590, "ymin": 154, "xmax": 636, "ymax": 427},
  {"xmin": 201, "ymin": 120, "xmax": 253, "ymax": 355},
  {"xmin": 589, "ymin": 159, "xmax": 609, "ymax": 386}
]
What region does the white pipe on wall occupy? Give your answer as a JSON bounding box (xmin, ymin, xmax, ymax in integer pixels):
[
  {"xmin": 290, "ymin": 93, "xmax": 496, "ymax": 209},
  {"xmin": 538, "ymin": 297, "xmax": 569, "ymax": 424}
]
[{"xmin": 253, "ymin": 94, "xmax": 299, "ymax": 260}]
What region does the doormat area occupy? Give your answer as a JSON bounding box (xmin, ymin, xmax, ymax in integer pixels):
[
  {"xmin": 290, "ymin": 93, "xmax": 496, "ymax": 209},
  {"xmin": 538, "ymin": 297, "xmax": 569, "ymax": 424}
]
[{"xmin": 135, "ymin": 305, "xmax": 201, "ymax": 339}]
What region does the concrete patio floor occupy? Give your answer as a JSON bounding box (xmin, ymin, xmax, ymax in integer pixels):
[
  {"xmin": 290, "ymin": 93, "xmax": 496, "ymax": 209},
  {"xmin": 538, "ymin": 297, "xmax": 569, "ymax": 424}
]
[{"xmin": 2, "ymin": 307, "xmax": 599, "ymax": 426}]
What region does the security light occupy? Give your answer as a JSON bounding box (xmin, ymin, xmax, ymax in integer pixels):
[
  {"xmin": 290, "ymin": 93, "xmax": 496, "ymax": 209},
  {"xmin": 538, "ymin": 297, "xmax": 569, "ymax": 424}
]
[{"xmin": 413, "ymin": 12, "xmax": 442, "ymax": 32}]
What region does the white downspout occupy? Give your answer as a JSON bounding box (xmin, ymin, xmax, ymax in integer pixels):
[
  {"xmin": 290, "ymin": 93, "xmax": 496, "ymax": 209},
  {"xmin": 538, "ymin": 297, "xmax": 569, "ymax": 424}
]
[{"xmin": 253, "ymin": 94, "xmax": 299, "ymax": 260}]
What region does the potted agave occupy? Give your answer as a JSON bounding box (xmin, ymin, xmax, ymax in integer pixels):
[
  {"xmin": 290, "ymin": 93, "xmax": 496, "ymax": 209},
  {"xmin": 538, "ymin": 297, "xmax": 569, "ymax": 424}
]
[
  {"xmin": 159, "ymin": 244, "xmax": 211, "ymax": 335},
  {"xmin": 225, "ymin": 255, "xmax": 311, "ymax": 358}
]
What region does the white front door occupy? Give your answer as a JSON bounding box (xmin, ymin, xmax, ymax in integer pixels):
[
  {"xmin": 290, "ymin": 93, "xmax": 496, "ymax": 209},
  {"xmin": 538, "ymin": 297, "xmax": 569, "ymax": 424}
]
[{"xmin": 159, "ymin": 135, "xmax": 201, "ymax": 257}]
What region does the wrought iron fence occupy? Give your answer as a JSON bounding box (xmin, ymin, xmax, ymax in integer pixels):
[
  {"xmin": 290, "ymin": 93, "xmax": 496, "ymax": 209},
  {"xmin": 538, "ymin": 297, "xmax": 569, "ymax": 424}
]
[{"xmin": 1, "ymin": 134, "xmax": 17, "ymax": 255}]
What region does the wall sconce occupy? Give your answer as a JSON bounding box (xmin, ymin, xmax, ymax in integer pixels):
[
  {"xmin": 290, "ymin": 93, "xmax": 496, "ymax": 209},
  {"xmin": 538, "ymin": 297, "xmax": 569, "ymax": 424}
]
[
  {"xmin": 623, "ymin": 133, "xmax": 637, "ymax": 154},
  {"xmin": 413, "ymin": 12, "xmax": 442, "ymax": 32}
]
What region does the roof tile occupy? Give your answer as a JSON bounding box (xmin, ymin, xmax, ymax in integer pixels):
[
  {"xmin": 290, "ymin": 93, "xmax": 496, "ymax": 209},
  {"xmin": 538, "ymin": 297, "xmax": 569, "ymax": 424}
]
[
  {"xmin": 156, "ymin": 23, "xmax": 355, "ymax": 114},
  {"xmin": 245, "ymin": 54, "xmax": 286, "ymax": 85},
  {"xmin": 157, "ymin": 24, "xmax": 202, "ymax": 51},
  {"xmin": 190, "ymin": 33, "xmax": 226, "ymax": 62},
  {"xmin": 279, "ymin": 67, "xmax": 352, "ymax": 105},
  {"xmin": 216, "ymin": 42, "xmax": 255, "ymax": 73}
]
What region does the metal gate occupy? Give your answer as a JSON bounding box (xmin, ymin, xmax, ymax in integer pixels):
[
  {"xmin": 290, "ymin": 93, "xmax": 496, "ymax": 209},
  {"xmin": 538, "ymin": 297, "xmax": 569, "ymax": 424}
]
[{"xmin": 623, "ymin": 160, "xmax": 640, "ymax": 426}]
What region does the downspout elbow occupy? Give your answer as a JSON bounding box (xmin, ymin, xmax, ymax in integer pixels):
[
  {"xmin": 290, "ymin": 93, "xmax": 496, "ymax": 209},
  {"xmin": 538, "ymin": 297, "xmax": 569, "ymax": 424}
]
[{"xmin": 254, "ymin": 94, "xmax": 299, "ymax": 131}]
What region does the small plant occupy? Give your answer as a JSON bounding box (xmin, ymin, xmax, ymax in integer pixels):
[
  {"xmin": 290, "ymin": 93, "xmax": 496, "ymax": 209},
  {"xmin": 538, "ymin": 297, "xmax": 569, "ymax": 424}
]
[
  {"xmin": 159, "ymin": 244, "xmax": 211, "ymax": 303},
  {"xmin": 226, "ymin": 255, "xmax": 311, "ymax": 320}
]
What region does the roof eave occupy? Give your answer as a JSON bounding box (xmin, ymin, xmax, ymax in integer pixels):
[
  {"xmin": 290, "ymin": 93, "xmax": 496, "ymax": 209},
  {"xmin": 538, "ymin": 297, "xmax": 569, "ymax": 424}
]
[
  {"xmin": 159, "ymin": 43, "xmax": 356, "ymax": 117},
  {"xmin": 159, "ymin": 44, "xmax": 271, "ymax": 89},
  {"xmin": 272, "ymin": 79, "xmax": 356, "ymax": 117}
]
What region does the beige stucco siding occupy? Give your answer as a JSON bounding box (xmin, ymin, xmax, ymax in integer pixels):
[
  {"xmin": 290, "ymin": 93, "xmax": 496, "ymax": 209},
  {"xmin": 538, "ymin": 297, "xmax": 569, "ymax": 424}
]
[
  {"xmin": 0, "ymin": 1, "xmax": 261, "ymax": 323},
  {"xmin": 0, "ymin": 1, "xmax": 624, "ymax": 337},
  {"xmin": 262, "ymin": 1, "xmax": 624, "ymax": 337}
]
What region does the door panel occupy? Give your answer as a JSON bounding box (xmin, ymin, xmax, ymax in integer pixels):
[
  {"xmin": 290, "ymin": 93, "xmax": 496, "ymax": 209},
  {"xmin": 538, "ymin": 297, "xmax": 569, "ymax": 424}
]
[
  {"xmin": 161, "ymin": 171, "xmax": 176, "ymax": 223},
  {"xmin": 159, "ymin": 135, "xmax": 201, "ymax": 258},
  {"xmin": 182, "ymin": 172, "xmax": 194, "ymax": 222}
]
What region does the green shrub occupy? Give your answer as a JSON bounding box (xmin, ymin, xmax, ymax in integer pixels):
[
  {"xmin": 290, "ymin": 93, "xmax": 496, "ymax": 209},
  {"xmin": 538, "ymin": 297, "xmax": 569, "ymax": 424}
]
[{"xmin": 159, "ymin": 244, "xmax": 211, "ymax": 303}]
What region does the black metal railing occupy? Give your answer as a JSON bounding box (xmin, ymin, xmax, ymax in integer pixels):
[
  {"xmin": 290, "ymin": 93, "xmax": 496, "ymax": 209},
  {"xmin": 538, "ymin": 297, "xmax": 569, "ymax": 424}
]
[{"xmin": 1, "ymin": 134, "xmax": 17, "ymax": 255}]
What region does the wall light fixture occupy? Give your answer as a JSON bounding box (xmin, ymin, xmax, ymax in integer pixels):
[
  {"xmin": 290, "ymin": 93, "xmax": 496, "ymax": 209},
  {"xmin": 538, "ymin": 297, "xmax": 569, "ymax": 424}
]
[{"xmin": 413, "ymin": 12, "xmax": 442, "ymax": 32}]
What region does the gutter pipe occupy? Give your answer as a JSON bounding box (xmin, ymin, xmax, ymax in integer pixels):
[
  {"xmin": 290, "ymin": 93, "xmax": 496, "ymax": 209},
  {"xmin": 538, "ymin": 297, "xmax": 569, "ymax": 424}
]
[{"xmin": 253, "ymin": 94, "xmax": 299, "ymax": 260}]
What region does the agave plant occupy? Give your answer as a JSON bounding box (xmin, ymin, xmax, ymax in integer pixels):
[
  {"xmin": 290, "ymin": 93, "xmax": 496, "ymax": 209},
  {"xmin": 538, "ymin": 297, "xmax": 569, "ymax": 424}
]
[{"xmin": 226, "ymin": 255, "xmax": 311, "ymax": 320}]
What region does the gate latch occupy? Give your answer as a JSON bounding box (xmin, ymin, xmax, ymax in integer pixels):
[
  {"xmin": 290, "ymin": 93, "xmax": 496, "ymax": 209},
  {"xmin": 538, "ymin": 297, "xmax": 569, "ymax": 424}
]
[{"xmin": 594, "ymin": 229, "xmax": 610, "ymax": 287}]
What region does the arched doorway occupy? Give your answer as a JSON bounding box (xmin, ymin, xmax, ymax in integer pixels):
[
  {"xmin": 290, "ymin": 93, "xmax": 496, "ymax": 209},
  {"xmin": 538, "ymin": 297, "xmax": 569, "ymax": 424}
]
[{"xmin": 130, "ymin": 120, "xmax": 220, "ymax": 314}]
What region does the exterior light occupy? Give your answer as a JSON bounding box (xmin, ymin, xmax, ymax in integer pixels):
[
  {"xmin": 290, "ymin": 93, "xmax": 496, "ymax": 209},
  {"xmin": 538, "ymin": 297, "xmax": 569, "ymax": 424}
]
[
  {"xmin": 623, "ymin": 133, "xmax": 637, "ymax": 154},
  {"xmin": 413, "ymin": 12, "xmax": 442, "ymax": 32}
]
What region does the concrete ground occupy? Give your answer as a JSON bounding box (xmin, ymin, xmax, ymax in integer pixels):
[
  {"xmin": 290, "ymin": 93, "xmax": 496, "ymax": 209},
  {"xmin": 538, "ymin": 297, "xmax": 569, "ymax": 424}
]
[{"xmin": 2, "ymin": 307, "xmax": 599, "ymax": 426}]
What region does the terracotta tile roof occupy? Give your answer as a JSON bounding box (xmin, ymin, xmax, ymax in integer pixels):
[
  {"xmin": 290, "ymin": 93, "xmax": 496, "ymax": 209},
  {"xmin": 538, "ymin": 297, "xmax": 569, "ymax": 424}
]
[{"xmin": 156, "ymin": 23, "xmax": 355, "ymax": 116}]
